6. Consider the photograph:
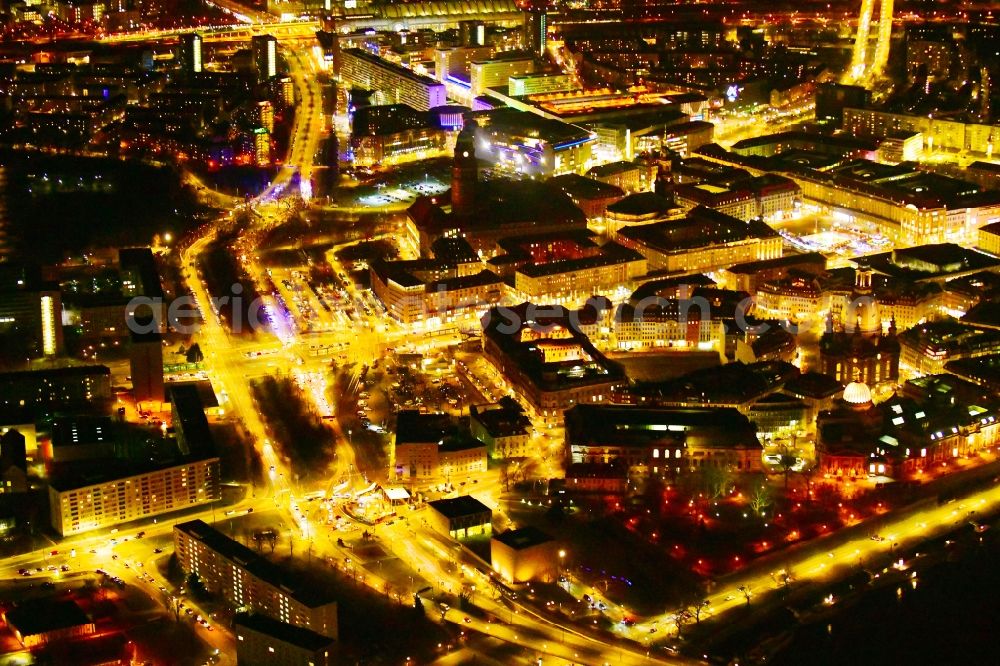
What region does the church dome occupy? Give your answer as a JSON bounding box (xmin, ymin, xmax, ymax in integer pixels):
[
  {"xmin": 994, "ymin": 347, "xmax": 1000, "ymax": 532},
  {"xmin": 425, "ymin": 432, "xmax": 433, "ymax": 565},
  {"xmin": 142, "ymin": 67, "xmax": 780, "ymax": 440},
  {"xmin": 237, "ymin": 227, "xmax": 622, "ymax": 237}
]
[
  {"xmin": 846, "ymin": 295, "xmax": 882, "ymax": 337},
  {"xmin": 843, "ymin": 381, "xmax": 873, "ymax": 405}
]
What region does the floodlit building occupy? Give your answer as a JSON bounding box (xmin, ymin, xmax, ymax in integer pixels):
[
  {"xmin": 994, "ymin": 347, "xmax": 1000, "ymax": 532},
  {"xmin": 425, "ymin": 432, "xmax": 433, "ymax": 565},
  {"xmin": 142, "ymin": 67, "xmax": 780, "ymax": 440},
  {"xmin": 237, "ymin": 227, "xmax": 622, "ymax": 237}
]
[
  {"xmin": 491, "ymin": 526, "xmax": 559, "ymax": 583},
  {"xmin": 509, "ymin": 72, "xmax": 573, "ymax": 96},
  {"xmin": 470, "ymin": 397, "xmax": 532, "ymax": 459},
  {"xmin": 427, "ymin": 495, "xmax": 492, "ymax": 539},
  {"xmin": 340, "ymin": 49, "xmax": 446, "ymax": 111},
  {"xmin": 565, "ymin": 404, "xmax": 764, "ymax": 477},
  {"xmin": 0, "ymin": 266, "xmax": 62, "ymax": 357},
  {"xmin": 177, "ymin": 33, "xmax": 203, "ymax": 75},
  {"xmin": 615, "ymin": 206, "xmax": 782, "ymax": 274},
  {"xmin": 49, "ymin": 455, "xmax": 220, "ymax": 536},
  {"xmin": 470, "ymin": 107, "xmax": 595, "ymax": 176},
  {"xmin": 481, "ymin": 303, "xmax": 627, "ymax": 423},
  {"xmin": 513, "ymin": 241, "xmax": 647, "ymax": 301},
  {"xmin": 174, "ymin": 520, "xmax": 339, "ymax": 639},
  {"xmin": 470, "ymin": 53, "xmax": 536, "ymax": 96},
  {"xmin": 391, "ymin": 411, "xmax": 487, "ymax": 483}
]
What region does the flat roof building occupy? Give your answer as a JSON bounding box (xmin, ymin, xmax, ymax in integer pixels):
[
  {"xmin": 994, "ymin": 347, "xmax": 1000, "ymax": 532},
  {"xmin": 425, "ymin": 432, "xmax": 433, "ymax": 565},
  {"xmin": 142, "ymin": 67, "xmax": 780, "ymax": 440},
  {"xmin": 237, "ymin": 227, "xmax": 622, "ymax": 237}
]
[
  {"xmin": 234, "ymin": 613, "xmax": 336, "ymax": 666},
  {"xmin": 615, "ymin": 206, "xmax": 782, "ymax": 274},
  {"xmin": 491, "ymin": 526, "xmax": 559, "ymax": 584},
  {"xmin": 175, "ymin": 520, "xmax": 338, "ymax": 639},
  {"xmin": 4, "ymin": 599, "xmax": 94, "ymax": 648},
  {"xmin": 566, "ymin": 403, "xmax": 763, "ymax": 476},
  {"xmin": 340, "ymin": 49, "xmax": 446, "ymax": 111},
  {"xmin": 427, "ymin": 495, "xmax": 492, "ymax": 539},
  {"xmin": 49, "ymin": 454, "xmax": 220, "ymax": 536}
]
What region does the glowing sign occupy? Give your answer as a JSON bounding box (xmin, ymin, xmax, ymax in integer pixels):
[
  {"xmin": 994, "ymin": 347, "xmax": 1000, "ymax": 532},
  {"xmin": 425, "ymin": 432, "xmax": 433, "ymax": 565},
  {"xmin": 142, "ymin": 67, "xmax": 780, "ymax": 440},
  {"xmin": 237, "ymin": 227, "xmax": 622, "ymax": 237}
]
[{"xmin": 725, "ymin": 85, "xmax": 741, "ymax": 103}]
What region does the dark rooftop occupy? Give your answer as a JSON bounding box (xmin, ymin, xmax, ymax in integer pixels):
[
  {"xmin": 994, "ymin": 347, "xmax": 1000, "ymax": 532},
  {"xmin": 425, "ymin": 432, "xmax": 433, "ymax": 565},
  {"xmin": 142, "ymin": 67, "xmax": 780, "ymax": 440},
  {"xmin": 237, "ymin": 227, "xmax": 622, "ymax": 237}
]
[
  {"xmin": 516, "ymin": 242, "xmax": 644, "ymax": 279},
  {"xmin": 428, "ymin": 495, "xmax": 492, "ymax": 520},
  {"xmin": 617, "ymin": 206, "xmax": 778, "ymax": 254},
  {"xmin": 175, "ymin": 520, "xmax": 337, "ymax": 608},
  {"xmin": 549, "ymin": 173, "xmax": 626, "ymax": 201},
  {"xmin": 565, "ymin": 404, "xmax": 762, "ymax": 451},
  {"xmin": 784, "ymin": 371, "xmax": 844, "ymax": 398},
  {"xmin": 726, "ymin": 252, "xmax": 827, "ymax": 275},
  {"xmin": 606, "ymin": 192, "xmax": 675, "ymax": 218},
  {"xmin": 5, "ymin": 599, "xmax": 90, "ymax": 637},
  {"xmin": 234, "ymin": 613, "xmax": 335, "ymax": 651},
  {"xmin": 169, "ymin": 383, "xmax": 216, "ymax": 458},
  {"xmin": 493, "ymin": 526, "xmax": 553, "ymax": 550},
  {"xmin": 51, "ymin": 415, "xmax": 113, "ymax": 448}
]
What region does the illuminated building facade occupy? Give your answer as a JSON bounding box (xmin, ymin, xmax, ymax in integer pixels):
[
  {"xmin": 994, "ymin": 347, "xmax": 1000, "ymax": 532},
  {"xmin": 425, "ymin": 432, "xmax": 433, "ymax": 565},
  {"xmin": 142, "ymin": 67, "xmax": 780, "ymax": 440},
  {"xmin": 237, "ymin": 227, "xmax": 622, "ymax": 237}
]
[
  {"xmin": 340, "ymin": 48, "xmax": 447, "ymax": 111},
  {"xmin": 256, "ymin": 100, "xmax": 274, "ymax": 133},
  {"xmin": 899, "ymin": 320, "xmax": 1000, "ymax": 375},
  {"xmin": 818, "ymin": 375, "xmax": 1000, "ymax": 481},
  {"xmin": 470, "ymin": 54, "xmax": 535, "ymax": 96},
  {"xmin": 674, "ymin": 183, "xmax": 757, "ymax": 221},
  {"xmin": 843, "ymin": 107, "xmax": 1000, "ymax": 155},
  {"xmin": 0, "ymin": 267, "xmax": 62, "ymax": 357},
  {"xmin": 819, "ymin": 267, "xmax": 900, "ymax": 386},
  {"xmin": 513, "ymin": 242, "xmax": 647, "ymax": 301},
  {"xmin": 427, "ymin": 496, "xmax": 492, "ymax": 539},
  {"xmin": 481, "ymin": 303, "xmax": 627, "ymax": 423},
  {"xmin": 509, "ymin": 72, "xmax": 573, "ymax": 96},
  {"xmin": 587, "ymin": 160, "xmax": 656, "ymax": 194},
  {"xmin": 234, "ymin": 614, "xmax": 335, "ymax": 666},
  {"xmin": 369, "ymin": 243, "xmax": 504, "ymax": 325},
  {"xmin": 565, "ymin": 404, "xmax": 764, "ymax": 477},
  {"xmin": 49, "ymin": 456, "xmax": 221, "ymax": 536},
  {"xmin": 978, "ymin": 221, "xmax": 1000, "ymax": 256},
  {"xmin": 251, "ymin": 35, "xmax": 278, "ymax": 83},
  {"xmin": 174, "ymin": 521, "xmax": 338, "ymax": 639},
  {"xmin": 178, "ymin": 33, "xmax": 202, "ymax": 75},
  {"xmin": 252, "ymin": 128, "xmax": 271, "ymax": 166},
  {"xmin": 391, "ymin": 411, "xmax": 487, "ymax": 483},
  {"xmin": 615, "ymin": 207, "xmax": 782, "ymax": 274},
  {"xmin": 434, "ymin": 45, "xmax": 492, "ymax": 83},
  {"xmin": 350, "ymin": 105, "xmax": 447, "ymax": 166},
  {"xmin": 491, "ymin": 527, "xmax": 559, "ymax": 584},
  {"xmin": 469, "ymin": 107, "xmax": 595, "ymax": 176},
  {"xmin": 576, "ymin": 300, "xmax": 726, "ymax": 354},
  {"xmin": 470, "ymin": 398, "xmax": 532, "ymax": 459}
]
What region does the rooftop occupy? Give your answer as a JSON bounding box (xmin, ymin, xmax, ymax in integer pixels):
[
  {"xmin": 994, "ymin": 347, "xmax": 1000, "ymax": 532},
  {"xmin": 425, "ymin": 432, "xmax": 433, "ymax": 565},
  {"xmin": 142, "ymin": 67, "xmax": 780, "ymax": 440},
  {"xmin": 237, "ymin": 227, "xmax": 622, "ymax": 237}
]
[
  {"xmin": 493, "ymin": 526, "xmax": 554, "ymax": 550},
  {"xmin": 565, "ymin": 404, "xmax": 762, "ymax": 450},
  {"xmin": 617, "ymin": 206, "xmax": 778, "ymax": 253},
  {"xmin": 606, "ymin": 192, "xmax": 676, "ymax": 218},
  {"xmin": 234, "ymin": 613, "xmax": 335, "ymax": 651},
  {"xmin": 428, "ymin": 495, "xmax": 491, "ymax": 520},
  {"xmin": 5, "ymin": 599, "xmax": 90, "ymax": 637},
  {"xmin": 548, "ymin": 173, "xmax": 626, "ymax": 201},
  {"xmin": 342, "ymin": 48, "xmax": 442, "ymax": 88},
  {"xmin": 51, "ymin": 415, "xmax": 113, "ymax": 448},
  {"xmin": 516, "ymin": 242, "xmax": 644, "ymax": 279},
  {"xmin": 169, "ymin": 383, "xmax": 216, "ymax": 458},
  {"xmin": 175, "ymin": 520, "xmax": 337, "ymax": 608}
]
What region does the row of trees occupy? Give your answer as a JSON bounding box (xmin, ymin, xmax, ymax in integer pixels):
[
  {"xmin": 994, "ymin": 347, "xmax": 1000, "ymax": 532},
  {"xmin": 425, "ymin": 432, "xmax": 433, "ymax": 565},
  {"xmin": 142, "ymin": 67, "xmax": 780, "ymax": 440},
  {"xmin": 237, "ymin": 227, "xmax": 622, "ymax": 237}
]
[{"xmin": 251, "ymin": 375, "xmax": 336, "ymax": 480}]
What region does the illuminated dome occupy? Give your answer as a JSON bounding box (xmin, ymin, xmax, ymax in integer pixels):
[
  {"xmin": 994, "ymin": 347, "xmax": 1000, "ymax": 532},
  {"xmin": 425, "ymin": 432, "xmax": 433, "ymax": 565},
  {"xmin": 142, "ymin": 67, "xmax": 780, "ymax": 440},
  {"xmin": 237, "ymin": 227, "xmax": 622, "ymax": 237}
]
[{"xmin": 843, "ymin": 381, "xmax": 873, "ymax": 405}]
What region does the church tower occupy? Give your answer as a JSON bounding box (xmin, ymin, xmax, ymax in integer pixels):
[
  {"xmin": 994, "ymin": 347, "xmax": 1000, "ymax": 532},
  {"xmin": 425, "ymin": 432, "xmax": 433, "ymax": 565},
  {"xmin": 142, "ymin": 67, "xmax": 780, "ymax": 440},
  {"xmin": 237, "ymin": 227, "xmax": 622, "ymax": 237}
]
[{"xmin": 451, "ymin": 119, "xmax": 479, "ymax": 220}]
